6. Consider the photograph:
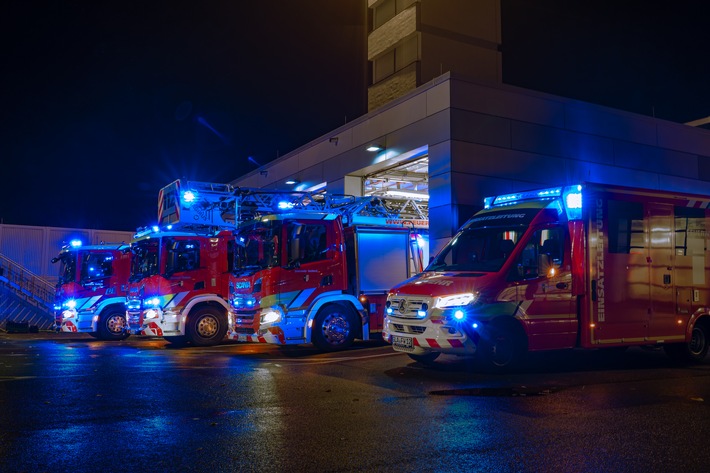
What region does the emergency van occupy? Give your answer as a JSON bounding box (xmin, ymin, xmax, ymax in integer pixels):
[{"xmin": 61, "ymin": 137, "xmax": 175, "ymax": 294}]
[{"xmin": 384, "ymin": 183, "xmax": 710, "ymax": 370}]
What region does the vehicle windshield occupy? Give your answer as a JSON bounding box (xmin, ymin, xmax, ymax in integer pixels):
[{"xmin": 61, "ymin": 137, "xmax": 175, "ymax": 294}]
[
  {"xmin": 129, "ymin": 239, "xmax": 160, "ymax": 282},
  {"xmin": 426, "ymin": 226, "xmax": 524, "ymax": 272},
  {"xmin": 233, "ymin": 221, "xmax": 281, "ymax": 275},
  {"xmin": 55, "ymin": 252, "xmax": 77, "ymax": 286}
]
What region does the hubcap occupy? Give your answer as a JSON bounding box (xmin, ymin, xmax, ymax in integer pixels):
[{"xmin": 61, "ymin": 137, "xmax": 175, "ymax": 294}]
[
  {"xmin": 321, "ymin": 313, "xmax": 350, "ymax": 345},
  {"xmin": 197, "ymin": 316, "xmax": 219, "ymax": 338},
  {"xmin": 107, "ymin": 315, "xmax": 126, "ymax": 334}
]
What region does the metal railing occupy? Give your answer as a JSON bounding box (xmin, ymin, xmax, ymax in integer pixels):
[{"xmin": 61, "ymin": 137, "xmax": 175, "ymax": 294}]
[{"xmin": 0, "ymin": 253, "xmax": 55, "ymax": 324}]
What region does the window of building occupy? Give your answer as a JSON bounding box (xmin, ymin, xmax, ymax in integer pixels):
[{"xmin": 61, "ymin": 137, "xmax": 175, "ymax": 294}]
[
  {"xmin": 372, "ymin": 0, "xmax": 417, "ymax": 31},
  {"xmin": 372, "ymin": 34, "xmax": 419, "ymax": 83}
]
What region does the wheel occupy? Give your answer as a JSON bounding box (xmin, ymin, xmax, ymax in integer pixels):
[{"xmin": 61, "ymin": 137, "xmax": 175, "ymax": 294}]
[
  {"xmin": 664, "ymin": 322, "xmax": 709, "ymax": 363},
  {"xmin": 311, "ymin": 304, "xmax": 357, "ymax": 351},
  {"xmin": 185, "ymin": 307, "xmax": 227, "ymax": 346},
  {"xmin": 408, "ymin": 352, "xmax": 440, "ymax": 364},
  {"xmin": 476, "ymin": 320, "xmax": 526, "ymax": 372},
  {"xmin": 96, "ymin": 309, "xmax": 129, "ymax": 341}
]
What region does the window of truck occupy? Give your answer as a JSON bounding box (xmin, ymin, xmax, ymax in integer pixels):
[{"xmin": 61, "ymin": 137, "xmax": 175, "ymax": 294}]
[
  {"xmin": 287, "ymin": 222, "xmax": 328, "ymax": 265},
  {"xmin": 513, "ymin": 227, "xmax": 564, "ymax": 280},
  {"xmin": 234, "ymin": 221, "xmax": 281, "ymax": 273},
  {"xmin": 165, "ymin": 239, "xmax": 201, "ymax": 275},
  {"xmin": 56, "ymin": 253, "xmax": 77, "ymax": 285},
  {"xmin": 426, "ymin": 226, "xmax": 523, "ymax": 272},
  {"xmin": 81, "ymin": 252, "xmax": 114, "ymax": 281},
  {"xmin": 129, "ymin": 239, "xmax": 160, "ymax": 282}
]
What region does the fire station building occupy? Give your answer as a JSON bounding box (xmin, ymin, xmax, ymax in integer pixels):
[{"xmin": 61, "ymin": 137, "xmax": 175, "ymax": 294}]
[{"xmin": 230, "ymin": 1, "xmax": 710, "ymax": 253}]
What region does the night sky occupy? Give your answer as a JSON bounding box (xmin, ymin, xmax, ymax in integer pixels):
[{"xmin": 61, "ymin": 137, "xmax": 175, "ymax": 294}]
[{"xmin": 3, "ymin": 1, "xmax": 710, "ymax": 231}]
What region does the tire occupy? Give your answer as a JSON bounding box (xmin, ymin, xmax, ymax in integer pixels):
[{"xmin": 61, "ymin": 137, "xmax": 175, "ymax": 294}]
[
  {"xmin": 664, "ymin": 322, "xmax": 709, "ymax": 363},
  {"xmin": 96, "ymin": 309, "xmax": 129, "ymax": 341},
  {"xmin": 185, "ymin": 307, "xmax": 227, "ymax": 347},
  {"xmin": 408, "ymin": 352, "xmax": 440, "ymax": 364},
  {"xmin": 311, "ymin": 304, "xmax": 357, "ymax": 352},
  {"xmin": 476, "ymin": 319, "xmax": 526, "ymax": 372}
]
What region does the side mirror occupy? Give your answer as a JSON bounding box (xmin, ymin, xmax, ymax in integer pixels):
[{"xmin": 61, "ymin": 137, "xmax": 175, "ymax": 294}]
[{"xmin": 285, "ymin": 260, "xmax": 301, "ymax": 270}]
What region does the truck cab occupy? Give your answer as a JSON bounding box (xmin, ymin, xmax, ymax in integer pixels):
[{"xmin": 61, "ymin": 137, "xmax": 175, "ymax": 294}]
[
  {"xmin": 52, "ymin": 241, "xmax": 131, "ymax": 340},
  {"xmin": 227, "ymin": 209, "xmax": 420, "ymax": 351},
  {"xmin": 125, "ymin": 228, "xmax": 235, "ymax": 346}
]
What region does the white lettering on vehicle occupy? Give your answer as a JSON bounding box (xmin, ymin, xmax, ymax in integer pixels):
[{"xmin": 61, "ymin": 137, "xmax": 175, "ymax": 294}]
[
  {"xmin": 596, "ymin": 198, "xmax": 605, "ymax": 322},
  {"xmin": 470, "ymin": 213, "xmax": 527, "ymax": 223}
]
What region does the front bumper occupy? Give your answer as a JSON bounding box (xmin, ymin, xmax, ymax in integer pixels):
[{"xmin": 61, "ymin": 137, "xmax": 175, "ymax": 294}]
[
  {"xmin": 140, "ymin": 310, "xmax": 182, "ymax": 337},
  {"xmin": 383, "ymin": 316, "xmax": 477, "ymax": 356}
]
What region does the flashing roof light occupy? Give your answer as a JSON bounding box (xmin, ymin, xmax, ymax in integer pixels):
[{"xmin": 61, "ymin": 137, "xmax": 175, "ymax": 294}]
[
  {"xmin": 277, "ymin": 201, "xmax": 294, "ymax": 210},
  {"xmin": 563, "ymin": 185, "xmax": 583, "ymax": 220},
  {"xmin": 182, "ymin": 190, "xmax": 197, "ymax": 204},
  {"xmin": 485, "ymin": 185, "xmax": 584, "ymax": 219},
  {"xmin": 152, "ymin": 226, "xmax": 160, "ymax": 233},
  {"xmin": 70, "ymin": 239, "xmax": 82, "ymax": 248}
]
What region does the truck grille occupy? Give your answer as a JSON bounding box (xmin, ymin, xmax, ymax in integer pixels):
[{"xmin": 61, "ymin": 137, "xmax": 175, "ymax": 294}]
[
  {"xmin": 391, "ymin": 324, "xmax": 426, "ymax": 335},
  {"xmin": 387, "ymin": 295, "xmax": 432, "ymax": 319},
  {"xmin": 234, "ymin": 311, "xmax": 257, "ymax": 329}
]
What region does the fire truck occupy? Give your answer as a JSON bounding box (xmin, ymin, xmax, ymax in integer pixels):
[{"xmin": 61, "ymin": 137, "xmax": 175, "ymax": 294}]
[
  {"xmin": 125, "ymin": 180, "xmax": 239, "ymax": 346},
  {"xmin": 384, "ymin": 183, "xmax": 710, "ymax": 370},
  {"xmin": 52, "ymin": 240, "xmax": 131, "ymax": 340},
  {"xmin": 226, "ymin": 193, "xmax": 429, "ymax": 351}
]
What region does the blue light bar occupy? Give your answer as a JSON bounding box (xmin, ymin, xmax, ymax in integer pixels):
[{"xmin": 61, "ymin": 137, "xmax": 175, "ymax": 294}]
[{"xmin": 70, "ymin": 239, "xmax": 82, "ymax": 248}]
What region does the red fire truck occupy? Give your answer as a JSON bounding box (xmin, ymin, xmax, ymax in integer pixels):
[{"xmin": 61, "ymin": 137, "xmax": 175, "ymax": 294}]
[
  {"xmin": 125, "ymin": 180, "xmax": 238, "ymax": 346},
  {"xmin": 52, "ymin": 241, "xmax": 131, "ymax": 340},
  {"xmin": 384, "ymin": 183, "xmax": 710, "ymax": 370},
  {"xmin": 227, "ymin": 193, "xmax": 429, "ymax": 351}
]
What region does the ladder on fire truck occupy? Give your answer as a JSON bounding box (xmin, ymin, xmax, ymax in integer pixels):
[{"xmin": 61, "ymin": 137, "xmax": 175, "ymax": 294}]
[
  {"xmin": 157, "ymin": 179, "xmax": 428, "ymax": 231},
  {"xmin": 235, "ymin": 189, "xmax": 428, "ymax": 225}
]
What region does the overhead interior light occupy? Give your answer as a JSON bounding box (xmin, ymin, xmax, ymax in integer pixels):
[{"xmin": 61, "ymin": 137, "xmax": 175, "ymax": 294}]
[
  {"xmin": 366, "ymin": 145, "xmax": 382, "ymax": 152},
  {"xmin": 386, "ymin": 190, "xmax": 429, "ymax": 200},
  {"xmin": 285, "ymin": 179, "xmax": 299, "ymax": 185}
]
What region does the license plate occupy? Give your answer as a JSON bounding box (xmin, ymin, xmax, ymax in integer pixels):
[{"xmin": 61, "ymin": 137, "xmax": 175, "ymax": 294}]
[{"xmin": 392, "ymin": 335, "xmax": 413, "ymax": 350}]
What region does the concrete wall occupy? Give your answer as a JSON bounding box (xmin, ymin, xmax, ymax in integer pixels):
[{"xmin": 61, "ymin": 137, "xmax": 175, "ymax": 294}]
[
  {"xmin": 0, "ymin": 224, "xmax": 134, "ymax": 283},
  {"xmin": 232, "ymin": 72, "xmax": 710, "ymax": 257}
]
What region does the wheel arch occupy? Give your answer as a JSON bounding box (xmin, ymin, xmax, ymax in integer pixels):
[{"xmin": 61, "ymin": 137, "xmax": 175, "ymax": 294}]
[
  {"xmin": 181, "ymin": 296, "xmax": 230, "ymax": 330},
  {"xmin": 304, "ymin": 294, "xmax": 365, "ymax": 343},
  {"xmin": 480, "ymin": 315, "xmax": 529, "ymax": 352}
]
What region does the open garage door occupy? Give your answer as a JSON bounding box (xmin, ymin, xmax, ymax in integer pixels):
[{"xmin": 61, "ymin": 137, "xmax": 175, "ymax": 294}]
[
  {"xmin": 362, "ymin": 155, "xmax": 428, "ymax": 201},
  {"xmin": 362, "ymin": 154, "xmax": 429, "ymax": 272}
]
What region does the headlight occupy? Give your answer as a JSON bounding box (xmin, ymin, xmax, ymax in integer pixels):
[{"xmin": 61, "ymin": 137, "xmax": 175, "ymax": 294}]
[
  {"xmin": 144, "ymin": 297, "xmax": 161, "ymax": 308},
  {"xmin": 435, "ymin": 293, "xmax": 475, "ymax": 308},
  {"xmin": 261, "ymin": 309, "xmax": 281, "ymax": 324},
  {"xmin": 232, "ymin": 294, "xmax": 259, "ymax": 309}
]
